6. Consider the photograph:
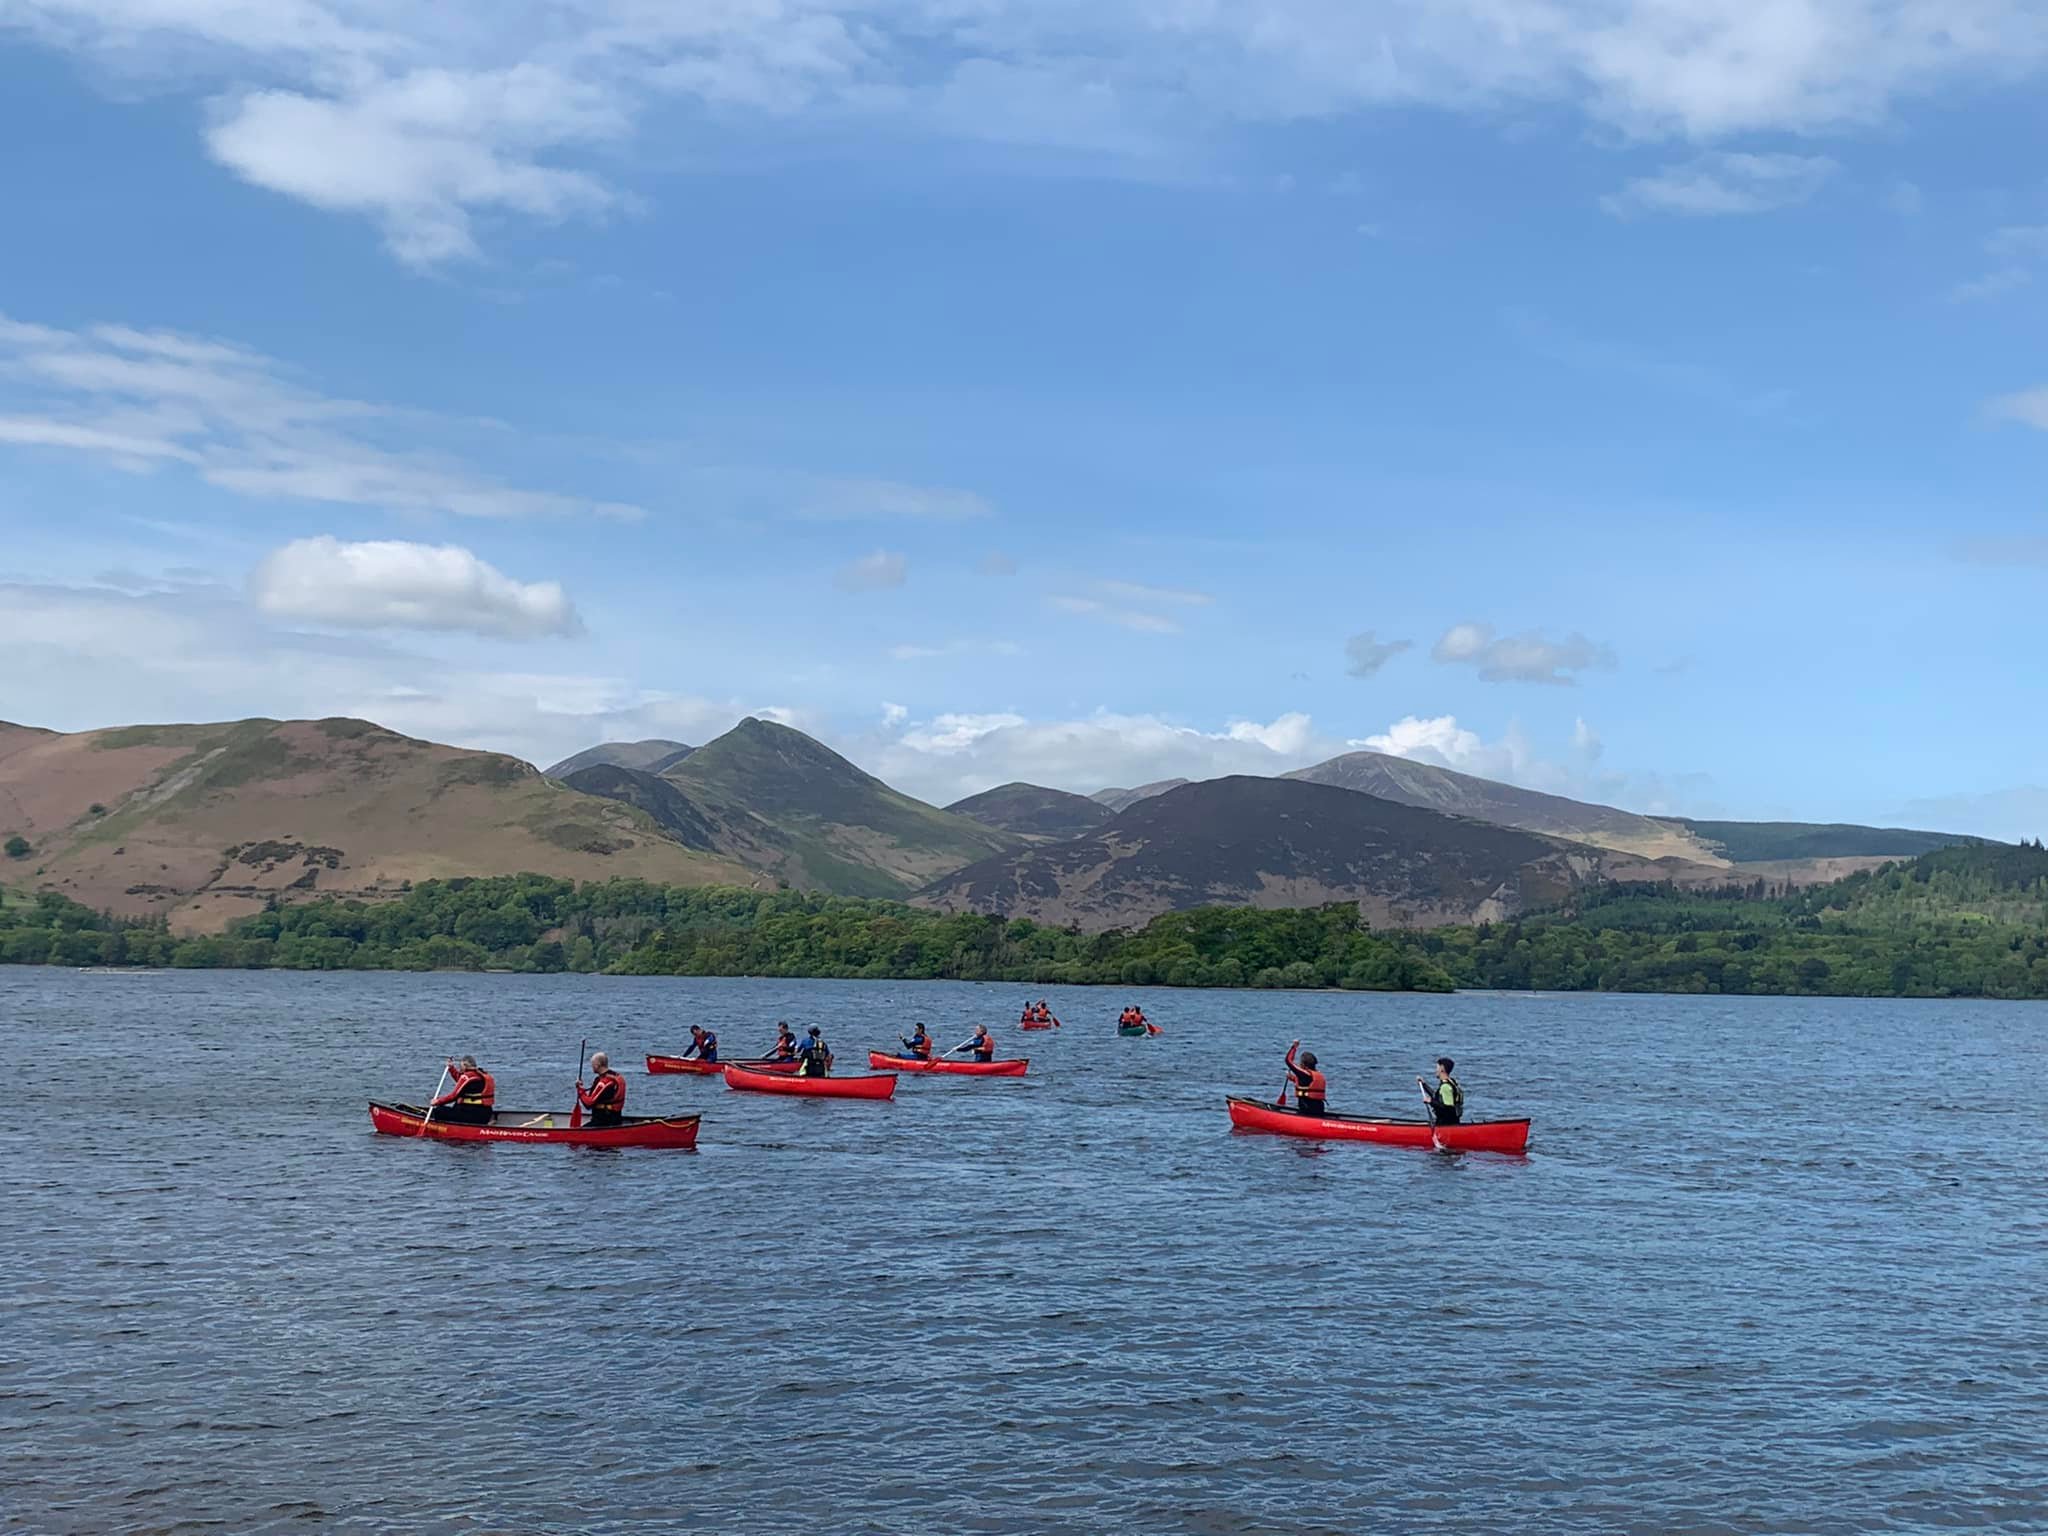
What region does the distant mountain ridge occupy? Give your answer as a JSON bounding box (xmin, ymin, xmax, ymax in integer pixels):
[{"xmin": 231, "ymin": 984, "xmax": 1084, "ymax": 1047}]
[
  {"xmin": 545, "ymin": 739, "xmax": 695, "ymax": 777},
  {"xmin": 570, "ymin": 717, "xmax": 1022, "ymax": 897},
  {"xmin": 1660, "ymin": 818, "xmax": 1974, "ymax": 863},
  {"xmin": 918, "ymin": 775, "xmax": 1669, "ymax": 931},
  {"xmin": 947, "ymin": 782, "xmax": 1114, "ymax": 842},
  {"xmin": 1089, "ymin": 779, "xmax": 1191, "ymax": 814}
]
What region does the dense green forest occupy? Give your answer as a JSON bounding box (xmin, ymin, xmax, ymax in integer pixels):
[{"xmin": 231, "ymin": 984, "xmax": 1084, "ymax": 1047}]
[{"xmin": 5, "ymin": 842, "xmax": 2047, "ymax": 999}]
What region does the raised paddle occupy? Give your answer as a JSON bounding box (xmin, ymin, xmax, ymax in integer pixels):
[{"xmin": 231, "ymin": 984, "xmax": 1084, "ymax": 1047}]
[
  {"xmin": 571, "ymin": 1036, "xmax": 588, "ymax": 1130},
  {"xmin": 419, "ymin": 1060, "xmax": 451, "ymax": 1137}
]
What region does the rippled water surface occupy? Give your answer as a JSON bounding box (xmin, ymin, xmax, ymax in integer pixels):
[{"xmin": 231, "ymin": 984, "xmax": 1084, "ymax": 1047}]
[{"xmin": 4, "ymin": 971, "xmax": 2045, "ymax": 1534}]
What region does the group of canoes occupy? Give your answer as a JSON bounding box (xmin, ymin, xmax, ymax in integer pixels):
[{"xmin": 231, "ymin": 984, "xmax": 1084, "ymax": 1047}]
[{"xmin": 372, "ymin": 1006, "xmax": 1532, "ymax": 1155}]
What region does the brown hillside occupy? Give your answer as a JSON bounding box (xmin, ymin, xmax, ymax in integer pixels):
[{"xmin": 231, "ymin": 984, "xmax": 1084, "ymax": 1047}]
[{"xmin": 0, "ymin": 717, "xmax": 753, "ymax": 933}]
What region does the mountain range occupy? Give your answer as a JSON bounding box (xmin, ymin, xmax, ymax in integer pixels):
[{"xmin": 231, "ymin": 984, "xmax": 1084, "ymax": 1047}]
[{"xmin": 0, "ymin": 711, "xmax": 1979, "ymax": 934}]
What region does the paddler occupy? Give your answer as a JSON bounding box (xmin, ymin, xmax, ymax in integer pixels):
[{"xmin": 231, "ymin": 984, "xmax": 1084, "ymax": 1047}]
[
  {"xmin": 1018, "ymin": 1000, "xmax": 1036, "ymax": 1026},
  {"xmin": 1418, "ymin": 1058, "xmax": 1464, "ymax": 1125},
  {"xmin": 1035, "ymin": 1001, "xmax": 1058, "ymax": 1027},
  {"xmin": 681, "ymin": 1024, "xmax": 719, "ymax": 1064},
  {"xmin": 430, "ymin": 1055, "xmax": 495, "ymax": 1125},
  {"xmin": 899, "ymin": 1023, "xmax": 934, "ymax": 1060},
  {"xmin": 953, "ymin": 1024, "xmax": 996, "ymax": 1063},
  {"xmin": 576, "ymin": 1051, "xmax": 627, "ymax": 1127},
  {"xmin": 795, "ymin": 1026, "xmax": 834, "ymax": 1078},
  {"xmin": 766, "ymin": 1022, "xmax": 798, "ymax": 1060},
  {"xmin": 1282, "ymin": 1040, "xmax": 1327, "ymax": 1115}
]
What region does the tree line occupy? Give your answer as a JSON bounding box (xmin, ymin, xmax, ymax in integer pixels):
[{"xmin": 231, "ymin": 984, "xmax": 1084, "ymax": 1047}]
[{"xmin": 5, "ymin": 841, "xmax": 2047, "ymax": 999}]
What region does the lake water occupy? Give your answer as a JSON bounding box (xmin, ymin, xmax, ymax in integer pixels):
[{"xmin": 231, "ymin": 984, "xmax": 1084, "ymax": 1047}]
[{"xmin": 3, "ymin": 971, "xmax": 2044, "ymax": 1535}]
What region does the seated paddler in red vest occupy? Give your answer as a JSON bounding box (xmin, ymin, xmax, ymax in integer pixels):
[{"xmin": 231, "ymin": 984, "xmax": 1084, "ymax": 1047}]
[
  {"xmin": 681, "ymin": 1024, "xmax": 719, "ymax": 1064},
  {"xmin": 899, "ymin": 1023, "xmax": 934, "ymax": 1060},
  {"xmin": 576, "ymin": 1051, "xmax": 627, "ymax": 1126},
  {"xmin": 1019, "ymin": 1000, "xmax": 1036, "ymax": 1026},
  {"xmin": 766, "ymin": 1022, "xmax": 798, "ymax": 1060},
  {"xmin": 1282, "ymin": 1040, "xmax": 1326, "ymax": 1115},
  {"xmin": 955, "ymin": 1025, "xmax": 996, "ymax": 1063},
  {"xmin": 431, "ymin": 1055, "xmax": 496, "ymax": 1124}
]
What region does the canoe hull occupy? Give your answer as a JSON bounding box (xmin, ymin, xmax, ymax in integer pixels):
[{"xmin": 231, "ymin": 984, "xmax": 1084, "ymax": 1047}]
[
  {"xmin": 1117, "ymin": 1025, "xmax": 1149, "ymax": 1038},
  {"xmin": 368, "ymin": 1102, "xmax": 701, "ymax": 1149},
  {"xmin": 647, "ymin": 1054, "xmax": 800, "ymax": 1076},
  {"xmin": 1224, "ymin": 1096, "xmax": 1530, "ymax": 1154},
  {"xmin": 867, "ymin": 1052, "xmax": 1028, "ymax": 1077},
  {"xmin": 722, "ymin": 1065, "xmax": 897, "ymax": 1100},
  {"xmin": 1018, "ymin": 1021, "xmax": 1054, "ymax": 1031}
]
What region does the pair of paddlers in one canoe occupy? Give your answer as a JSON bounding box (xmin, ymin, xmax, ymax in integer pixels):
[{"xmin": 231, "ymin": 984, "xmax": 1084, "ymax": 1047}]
[
  {"xmin": 1280, "ymin": 1041, "xmax": 1465, "ymax": 1124},
  {"xmin": 678, "ymin": 1022, "xmax": 835, "ymax": 1075},
  {"xmin": 897, "ymin": 1023, "xmax": 998, "ymax": 1063},
  {"xmin": 435, "ymin": 1049, "xmax": 630, "ymax": 1125}
]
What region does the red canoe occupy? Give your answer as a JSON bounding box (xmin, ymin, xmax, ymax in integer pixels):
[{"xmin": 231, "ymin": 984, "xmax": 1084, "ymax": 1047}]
[
  {"xmin": 647, "ymin": 1054, "xmax": 801, "ymax": 1076},
  {"xmin": 867, "ymin": 1051, "xmax": 1028, "ymax": 1077},
  {"xmin": 368, "ymin": 1101, "xmax": 701, "ymax": 1150},
  {"xmin": 723, "ymin": 1064, "xmax": 897, "ymax": 1100},
  {"xmin": 1018, "ymin": 1021, "xmax": 1055, "ymax": 1031},
  {"xmin": 1224, "ymin": 1096, "xmax": 1530, "ymax": 1154}
]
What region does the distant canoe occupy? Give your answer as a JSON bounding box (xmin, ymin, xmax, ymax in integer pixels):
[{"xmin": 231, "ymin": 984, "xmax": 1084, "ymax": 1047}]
[
  {"xmin": 722, "ymin": 1064, "xmax": 896, "ymax": 1100},
  {"xmin": 647, "ymin": 1054, "xmax": 801, "ymax": 1076},
  {"xmin": 867, "ymin": 1052, "xmax": 1028, "ymax": 1077},
  {"xmin": 368, "ymin": 1101, "xmax": 701, "ymax": 1149},
  {"xmin": 1224, "ymin": 1096, "xmax": 1529, "ymax": 1154}
]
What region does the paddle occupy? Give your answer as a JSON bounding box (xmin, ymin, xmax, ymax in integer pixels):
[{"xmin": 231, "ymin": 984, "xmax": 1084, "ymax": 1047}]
[
  {"xmin": 571, "ymin": 1036, "xmax": 588, "ymax": 1130},
  {"xmin": 419, "ymin": 1060, "xmax": 451, "ymax": 1137},
  {"xmin": 945, "ymin": 1034, "xmax": 980, "ymax": 1057}
]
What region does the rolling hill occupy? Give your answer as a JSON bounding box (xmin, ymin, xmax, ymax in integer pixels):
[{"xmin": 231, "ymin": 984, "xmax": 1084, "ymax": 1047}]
[
  {"xmin": 946, "ymin": 782, "xmax": 1115, "ymax": 842},
  {"xmin": 569, "ymin": 717, "xmax": 1023, "ymax": 897},
  {"xmin": 917, "ymin": 775, "xmax": 1675, "ymax": 931},
  {"xmin": 0, "ymin": 717, "xmax": 751, "ymax": 932},
  {"xmin": 1660, "ymin": 818, "xmax": 1975, "ymax": 863},
  {"xmin": 545, "ymin": 738, "xmax": 695, "ymax": 777}
]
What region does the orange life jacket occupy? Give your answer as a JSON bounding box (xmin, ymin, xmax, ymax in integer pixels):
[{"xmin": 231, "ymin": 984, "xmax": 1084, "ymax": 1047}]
[{"xmin": 455, "ymin": 1068, "xmax": 495, "ymax": 1106}]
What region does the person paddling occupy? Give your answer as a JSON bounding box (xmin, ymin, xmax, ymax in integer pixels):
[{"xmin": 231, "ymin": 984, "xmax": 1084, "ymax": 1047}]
[
  {"xmin": 577, "ymin": 1051, "xmax": 627, "ymax": 1127},
  {"xmin": 1035, "ymin": 1001, "xmax": 1059, "ymax": 1027},
  {"xmin": 431, "ymin": 1055, "xmax": 495, "ymax": 1125},
  {"xmin": 681, "ymin": 1025, "xmax": 719, "ymax": 1064},
  {"xmin": 1418, "ymin": 1058, "xmax": 1464, "ymax": 1125},
  {"xmin": 952, "ymin": 1025, "xmax": 996, "ymax": 1063},
  {"xmin": 1282, "ymin": 1040, "xmax": 1327, "ymax": 1115},
  {"xmin": 796, "ymin": 1026, "xmax": 834, "ymax": 1078},
  {"xmin": 1018, "ymin": 1000, "xmax": 1037, "ymax": 1026},
  {"xmin": 765, "ymin": 1022, "xmax": 798, "ymax": 1060},
  {"xmin": 899, "ymin": 1023, "xmax": 934, "ymax": 1060}
]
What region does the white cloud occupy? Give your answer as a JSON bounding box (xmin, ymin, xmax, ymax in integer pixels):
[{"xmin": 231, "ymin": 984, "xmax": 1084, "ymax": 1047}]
[
  {"xmin": 880, "ymin": 701, "xmax": 909, "ymax": 728},
  {"xmin": 888, "ymin": 638, "xmax": 1026, "ymax": 661},
  {"xmin": 1986, "ymin": 388, "xmax": 2048, "ymax": 430},
  {"xmin": 1572, "ymin": 716, "xmax": 1604, "ymax": 760},
  {"xmin": 250, "ymin": 536, "xmax": 581, "ymax": 638},
  {"xmin": 1431, "ymin": 621, "xmax": 1616, "ymax": 685},
  {"xmin": 1345, "ymin": 629, "xmax": 1413, "ymax": 678},
  {"xmin": 0, "ymin": 576, "xmax": 781, "ymax": 770},
  {"xmin": 0, "ymin": 311, "xmax": 644, "ymax": 519},
  {"xmin": 797, "ymin": 477, "xmax": 994, "ymax": 523},
  {"xmin": 874, "ymin": 707, "xmax": 1338, "ymax": 803},
  {"xmin": 20, "ymin": 1, "xmax": 2048, "ymax": 261},
  {"xmin": 1051, "ymin": 593, "xmax": 1181, "ymax": 634},
  {"xmin": 1098, "ymin": 580, "xmax": 1213, "ymax": 606},
  {"xmin": 1602, "ymin": 152, "xmax": 1836, "ymax": 218},
  {"xmin": 834, "ymin": 549, "xmax": 907, "ymax": 592},
  {"xmin": 1951, "ymin": 226, "xmax": 2048, "ymax": 303}
]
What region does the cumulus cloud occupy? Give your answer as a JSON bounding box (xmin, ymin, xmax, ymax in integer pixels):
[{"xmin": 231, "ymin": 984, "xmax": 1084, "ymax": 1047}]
[
  {"xmin": 834, "ymin": 550, "xmax": 907, "ymax": 592},
  {"xmin": 1602, "ymin": 152, "xmax": 1836, "ymax": 218},
  {"xmin": 1572, "ymin": 716, "xmax": 1604, "ymax": 760},
  {"xmin": 0, "ymin": 311, "xmax": 643, "ymax": 519},
  {"xmin": 19, "ymin": 1, "xmax": 2045, "ymax": 261},
  {"xmin": 1344, "ymin": 629, "xmax": 1412, "ymax": 678},
  {"xmin": 250, "ymin": 536, "xmax": 581, "ymax": 638},
  {"xmin": 1431, "ymin": 622, "xmax": 1616, "ymax": 684}
]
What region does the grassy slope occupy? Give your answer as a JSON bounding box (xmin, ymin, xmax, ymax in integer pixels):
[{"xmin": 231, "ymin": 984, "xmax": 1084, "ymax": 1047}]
[
  {"xmin": 6, "ymin": 717, "xmax": 751, "ymax": 931},
  {"xmin": 1667, "ymin": 818, "xmax": 1977, "ymax": 863}
]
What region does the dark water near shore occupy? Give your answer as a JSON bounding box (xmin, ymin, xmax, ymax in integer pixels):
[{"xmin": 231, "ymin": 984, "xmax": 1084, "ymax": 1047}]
[{"xmin": 3, "ymin": 972, "xmax": 2045, "ymax": 1535}]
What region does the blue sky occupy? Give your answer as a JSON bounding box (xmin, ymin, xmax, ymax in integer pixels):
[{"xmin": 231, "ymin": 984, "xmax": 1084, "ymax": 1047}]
[{"xmin": 2, "ymin": 2, "xmax": 2046, "ymax": 837}]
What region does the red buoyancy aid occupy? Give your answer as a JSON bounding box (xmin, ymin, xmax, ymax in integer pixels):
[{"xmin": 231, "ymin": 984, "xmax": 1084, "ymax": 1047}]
[
  {"xmin": 1296, "ymin": 1067, "xmax": 1327, "ymax": 1103},
  {"xmin": 457, "ymin": 1068, "xmax": 495, "ymax": 1105},
  {"xmin": 579, "ymin": 1071, "xmax": 625, "ymax": 1112}
]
